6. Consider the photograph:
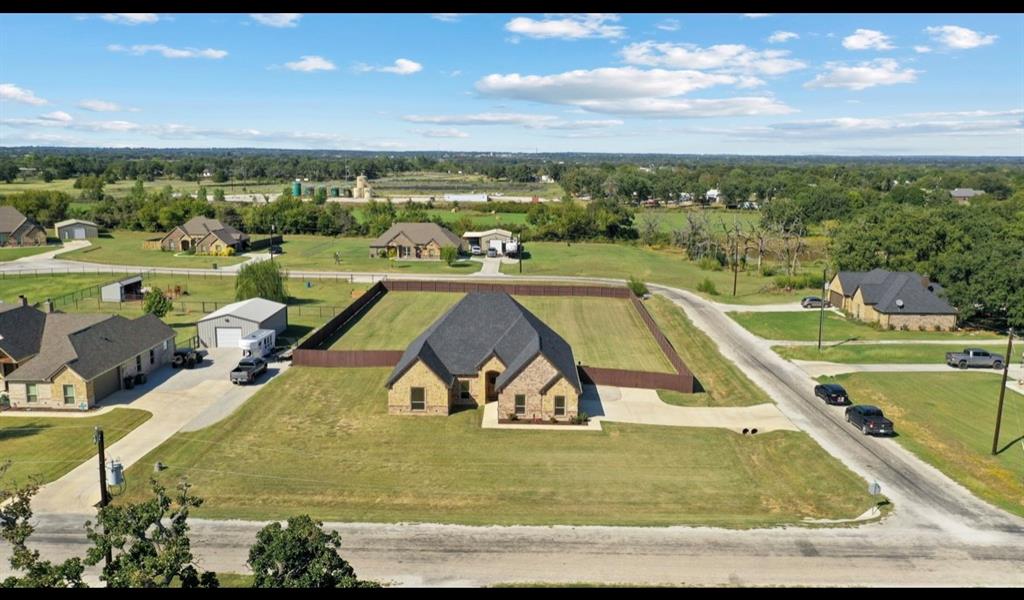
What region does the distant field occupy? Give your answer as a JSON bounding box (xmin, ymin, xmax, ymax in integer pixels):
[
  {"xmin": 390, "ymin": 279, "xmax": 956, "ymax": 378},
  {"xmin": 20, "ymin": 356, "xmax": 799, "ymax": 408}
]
[
  {"xmin": 0, "ymin": 245, "xmax": 57, "ymax": 262},
  {"xmin": 60, "ymin": 231, "xmax": 247, "ymax": 268},
  {"xmin": 729, "ymin": 311, "xmax": 1004, "ymax": 342}
]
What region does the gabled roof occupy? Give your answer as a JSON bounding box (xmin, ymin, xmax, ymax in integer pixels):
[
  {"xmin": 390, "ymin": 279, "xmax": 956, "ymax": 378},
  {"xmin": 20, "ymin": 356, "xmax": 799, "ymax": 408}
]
[
  {"xmin": 462, "ymin": 228, "xmax": 513, "ymax": 239},
  {"xmin": 836, "ymin": 269, "xmax": 957, "ymax": 315},
  {"xmin": 369, "ymin": 222, "xmax": 462, "ymax": 248},
  {"xmin": 0, "ymin": 206, "xmax": 31, "ymax": 235},
  {"xmin": 385, "ymin": 292, "xmax": 581, "ymax": 393},
  {"xmin": 53, "ymin": 219, "xmax": 97, "ymax": 229},
  {"xmin": 178, "ymin": 216, "xmax": 249, "ymax": 241},
  {"xmin": 199, "ymin": 297, "xmax": 287, "ymax": 323},
  {"xmin": 0, "ymin": 303, "xmax": 46, "ymax": 362},
  {"xmin": 950, "ymin": 188, "xmax": 985, "ymax": 197}
]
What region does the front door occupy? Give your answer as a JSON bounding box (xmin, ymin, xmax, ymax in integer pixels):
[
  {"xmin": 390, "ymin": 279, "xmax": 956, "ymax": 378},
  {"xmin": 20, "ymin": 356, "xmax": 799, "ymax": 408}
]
[{"xmin": 485, "ymin": 371, "xmax": 498, "ymax": 403}]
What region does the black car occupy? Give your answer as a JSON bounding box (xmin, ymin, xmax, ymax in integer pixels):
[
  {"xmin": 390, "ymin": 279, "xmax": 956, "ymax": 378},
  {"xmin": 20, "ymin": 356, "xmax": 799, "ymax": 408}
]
[
  {"xmin": 268, "ymin": 245, "xmax": 283, "ymax": 255},
  {"xmin": 845, "ymin": 405, "xmax": 894, "ymax": 436},
  {"xmin": 814, "ymin": 383, "xmax": 850, "ymax": 406}
]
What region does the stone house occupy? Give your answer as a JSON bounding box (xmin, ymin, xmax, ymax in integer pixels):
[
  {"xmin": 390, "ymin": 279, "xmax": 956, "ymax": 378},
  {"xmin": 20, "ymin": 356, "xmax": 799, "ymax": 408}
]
[
  {"xmin": 828, "ymin": 269, "xmax": 958, "ymax": 331},
  {"xmin": 385, "ymin": 292, "xmax": 582, "ymax": 421},
  {"xmin": 159, "ymin": 216, "xmax": 249, "ymax": 253},
  {"xmin": 0, "ymin": 296, "xmax": 175, "ymax": 409},
  {"xmin": 369, "ymin": 222, "xmax": 464, "ymax": 260},
  {"xmin": 0, "ymin": 206, "xmax": 47, "ymax": 247}
]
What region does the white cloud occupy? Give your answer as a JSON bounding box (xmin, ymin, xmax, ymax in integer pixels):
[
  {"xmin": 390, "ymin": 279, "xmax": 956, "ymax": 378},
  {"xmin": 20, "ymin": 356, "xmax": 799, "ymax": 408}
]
[
  {"xmin": 356, "ymin": 58, "xmax": 422, "ymax": 75},
  {"xmin": 431, "ymin": 14, "xmax": 468, "ymax": 22},
  {"xmin": 768, "ymin": 31, "xmax": 799, "ymax": 44},
  {"xmin": 478, "ymin": 67, "xmax": 739, "ymax": 103},
  {"xmin": 108, "ymin": 44, "xmax": 227, "ymax": 59},
  {"xmin": 402, "ymin": 113, "xmax": 624, "ymax": 129},
  {"xmin": 656, "ymin": 19, "xmax": 680, "ymax": 32},
  {"xmin": 78, "ymin": 99, "xmax": 123, "ymax": 112},
  {"xmin": 413, "ymin": 128, "xmax": 470, "ymax": 138},
  {"xmin": 0, "ymin": 83, "xmax": 47, "ymax": 105},
  {"xmin": 805, "ymin": 59, "xmax": 919, "ymax": 91},
  {"xmin": 284, "ymin": 56, "xmax": 336, "ymax": 72},
  {"xmin": 842, "ymin": 29, "xmax": 894, "ymax": 50},
  {"xmin": 925, "ymin": 25, "xmax": 997, "ymax": 49},
  {"xmin": 914, "ymin": 46, "xmax": 932, "ymax": 53},
  {"xmin": 568, "ymin": 97, "xmax": 795, "ymax": 118},
  {"xmin": 731, "ymin": 113, "xmax": 1023, "ymax": 140},
  {"xmin": 40, "ymin": 111, "xmax": 73, "ymax": 122},
  {"xmin": 505, "ymin": 14, "xmax": 625, "ymax": 40},
  {"xmin": 101, "ymin": 13, "xmax": 159, "ymax": 25},
  {"xmin": 621, "ymin": 42, "xmax": 806, "ymax": 75},
  {"xmin": 742, "ymin": 14, "xmax": 772, "ymax": 18},
  {"xmin": 249, "ymin": 14, "xmax": 302, "ymax": 28}
]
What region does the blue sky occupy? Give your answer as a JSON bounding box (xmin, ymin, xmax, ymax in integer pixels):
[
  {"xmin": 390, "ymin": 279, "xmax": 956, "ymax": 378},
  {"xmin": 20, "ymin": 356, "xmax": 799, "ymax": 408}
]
[{"xmin": 1, "ymin": 13, "xmax": 1021, "ymax": 155}]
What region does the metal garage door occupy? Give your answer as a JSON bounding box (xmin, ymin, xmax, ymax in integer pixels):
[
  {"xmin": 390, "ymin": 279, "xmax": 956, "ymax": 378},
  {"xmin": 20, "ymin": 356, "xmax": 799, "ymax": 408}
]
[
  {"xmin": 93, "ymin": 367, "xmax": 121, "ymax": 403},
  {"xmin": 73, "ymin": 227, "xmax": 86, "ymax": 239},
  {"xmin": 215, "ymin": 327, "xmax": 242, "ymax": 348}
]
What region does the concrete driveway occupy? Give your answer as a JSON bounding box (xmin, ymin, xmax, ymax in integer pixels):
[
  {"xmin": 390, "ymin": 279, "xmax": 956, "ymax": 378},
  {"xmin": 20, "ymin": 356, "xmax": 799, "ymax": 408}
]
[{"xmin": 27, "ymin": 347, "xmax": 287, "ymax": 513}]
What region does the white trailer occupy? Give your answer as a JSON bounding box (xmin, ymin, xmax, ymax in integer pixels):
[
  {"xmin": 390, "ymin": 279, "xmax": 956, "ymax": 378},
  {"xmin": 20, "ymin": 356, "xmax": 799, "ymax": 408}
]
[{"xmin": 239, "ymin": 329, "xmax": 276, "ymax": 358}]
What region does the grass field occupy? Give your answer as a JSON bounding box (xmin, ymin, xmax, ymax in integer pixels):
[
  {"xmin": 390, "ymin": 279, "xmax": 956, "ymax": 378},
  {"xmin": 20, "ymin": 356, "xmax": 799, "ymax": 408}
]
[
  {"xmin": 60, "ymin": 231, "xmax": 247, "ymax": 269},
  {"xmin": 647, "ymin": 296, "xmax": 768, "ymax": 407},
  {"xmin": 774, "ymin": 343, "xmax": 1006, "ymax": 364},
  {"xmin": 0, "ymin": 273, "xmax": 115, "ymax": 304},
  {"xmin": 729, "ymin": 310, "xmax": 1005, "ymax": 342},
  {"xmin": 822, "ymin": 372, "xmax": 1024, "ymax": 517},
  {"xmin": 115, "ymin": 366, "xmax": 875, "ymax": 526},
  {"xmin": 330, "ymin": 291, "xmax": 674, "ymax": 372},
  {"xmin": 262, "ymin": 235, "xmax": 482, "ymax": 274},
  {"xmin": 505, "ymin": 241, "xmax": 815, "ymax": 305},
  {"xmin": 0, "ymin": 245, "xmax": 58, "ymax": 262},
  {"xmin": 0, "ymin": 408, "xmax": 152, "ymax": 485}
]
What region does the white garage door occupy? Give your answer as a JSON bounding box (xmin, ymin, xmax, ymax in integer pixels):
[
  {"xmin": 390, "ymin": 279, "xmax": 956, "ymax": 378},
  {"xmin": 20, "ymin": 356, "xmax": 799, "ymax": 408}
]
[
  {"xmin": 215, "ymin": 327, "xmax": 242, "ymax": 348},
  {"xmin": 73, "ymin": 227, "xmax": 86, "ymax": 239}
]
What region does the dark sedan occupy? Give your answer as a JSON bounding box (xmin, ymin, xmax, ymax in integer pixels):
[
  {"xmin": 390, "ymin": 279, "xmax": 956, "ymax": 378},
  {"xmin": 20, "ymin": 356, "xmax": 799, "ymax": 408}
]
[
  {"xmin": 845, "ymin": 405, "xmax": 894, "ymax": 436},
  {"xmin": 814, "ymin": 383, "xmax": 850, "ymax": 406}
]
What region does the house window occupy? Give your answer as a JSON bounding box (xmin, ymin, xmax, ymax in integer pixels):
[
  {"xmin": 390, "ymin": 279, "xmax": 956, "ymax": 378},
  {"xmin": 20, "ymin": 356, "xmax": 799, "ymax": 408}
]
[
  {"xmin": 514, "ymin": 394, "xmax": 526, "ymax": 415},
  {"xmin": 136, "ymin": 355, "xmax": 142, "ymax": 372},
  {"xmin": 163, "ymin": 339, "xmax": 169, "ymax": 351},
  {"xmin": 149, "ymin": 349, "xmax": 155, "ymax": 365},
  {"xmin": 63, "ymin": 385, "xmax": 76, "ymax": 405},
  {"xmin": 554, "ymin": 396, "xmax": 566, "ymax": 417},
  {"xmin": 26, "ymin": 384, "xmax": 37, "ymax": 403},
  {"xmin": 460, "ymin": 380, "xmax": 471, "ymax": 400},
  {"xmin": 410, "ymin": 387, "xmax": 425, "ymax": 411}
]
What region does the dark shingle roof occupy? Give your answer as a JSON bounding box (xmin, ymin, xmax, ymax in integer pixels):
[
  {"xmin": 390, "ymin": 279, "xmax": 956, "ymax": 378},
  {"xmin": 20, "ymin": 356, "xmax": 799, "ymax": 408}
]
[
  {"xmin": 180, "ymin": 216, "xmax": 248, "ymax": 242},
  {"xmin": 0, "ymin": 303, "xmax": 46, "ymax": 361},
  {"xmin": 385, "ymin": 292, "xmax": 581, "ymax": 393},
  {"xmin": 837, "ymin": 269, "xmax": 957, "ymax": 315},
  {"xmin": 369, "ymin": 222, "xmax": 462, "ymax": 248}
]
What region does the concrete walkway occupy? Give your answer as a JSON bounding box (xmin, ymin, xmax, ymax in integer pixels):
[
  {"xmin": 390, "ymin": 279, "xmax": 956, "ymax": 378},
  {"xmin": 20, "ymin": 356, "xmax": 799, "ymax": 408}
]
[
  {"xmin": 27, "ymin": 348, "xmax": 288, "ymax": 513},
  {"xmin": 11, "ymin": 240, "xmax": 91, "ymax": 262}
]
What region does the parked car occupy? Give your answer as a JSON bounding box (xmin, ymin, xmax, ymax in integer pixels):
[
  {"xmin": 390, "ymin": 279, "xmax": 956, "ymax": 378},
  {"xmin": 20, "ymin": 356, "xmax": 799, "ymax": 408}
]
[
  {"xmin": 845, "ymin": 405, "xmax": 894, "ymax": 436},
  {"xmin": 801, "ymin": 296, "xmax": 829, "ymax": 309},
  {"xmin": 470, "ymin": 244, "xmax": 482, "ymax": 255},
  {"xmin": 945, "ymin": 348, "xmax": 1004, "ymax": 369},
  {"xmin": 486, "ymin": 248, "xmax": 498, "ymax": 258},
  {"xmin": 268, "ymin": 244, "xmax": 283, "ymax": 255},
  {"xmin": 814, "ymin": 383, "xmax": 850, "ymax": 406},
  {"xmin": 230, "ymin": 357, "xmax": 268, "ymax": 385},
  {"xmin": 172, "ymin": 348, "xmax": 203, "ymax": 369}
]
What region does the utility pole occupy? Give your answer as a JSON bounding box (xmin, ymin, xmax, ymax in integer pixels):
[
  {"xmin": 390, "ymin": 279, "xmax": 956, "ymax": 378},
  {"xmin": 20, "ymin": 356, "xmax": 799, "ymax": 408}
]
[
  {"xmin": 991, "ymin": 328, "xmax": 1014, "ymax": 455},
  {"xmin": 817, "ymin": 267, "xmax": 828, "ymax": 352},
  {"xmin": 94, "ymin": 427, "xmax": 113, "ymax": 568},
  {"xmin": 732, "ymin": 240, "xmax": 739, "ymax": 297}
]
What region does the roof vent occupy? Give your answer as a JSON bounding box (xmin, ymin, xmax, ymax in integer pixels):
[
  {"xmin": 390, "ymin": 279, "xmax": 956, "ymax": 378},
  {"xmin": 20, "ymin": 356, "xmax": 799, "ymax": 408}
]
[{"xmin": 895, "ymin": 299, "xmax": 904, "ymax": 310}]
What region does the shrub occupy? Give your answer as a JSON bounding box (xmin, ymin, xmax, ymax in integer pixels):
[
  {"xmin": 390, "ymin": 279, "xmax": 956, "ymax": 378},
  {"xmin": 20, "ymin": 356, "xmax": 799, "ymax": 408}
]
[
  {"xmin": 441, "ymin": 246, "xmax": 458, "ymax": 266},
  {"xmin": 759, "ymin": 265, "xmax": 777, "ymax": 277},
  {"xmin": 572, "ymin": 411, "xmax": 590, "ymax": 425},
  {"xmin": 142, "ymin": 287, "xmax": 172, "ymax": 318},
  {"xmin": 773, "ymin": 273, "xmax": 825, "ymax": 290},
  {"xmin": 627, "ymin": 275, "xmax": 649, "ymax": 297},
  {"xmin": 697, "ymin": 277, "xmax": 719, "ymax": 295},
  {"xmin": 697, "ymin": 256, "xmax": 723, "ymax": 271},
  {"xmin": 918, "ymin": 323, "xmax": 928, "ymax": 331},
  {"xmin": 507, "ymin": 412, "xmax": 519, "ymax": 422},
  {"xmin": 221, "ymin": 246, "xmax": 235, "ymax": 257},
  {"xmin": 550, "ymin": 416, "xmax": 558, "ymax": 424}
]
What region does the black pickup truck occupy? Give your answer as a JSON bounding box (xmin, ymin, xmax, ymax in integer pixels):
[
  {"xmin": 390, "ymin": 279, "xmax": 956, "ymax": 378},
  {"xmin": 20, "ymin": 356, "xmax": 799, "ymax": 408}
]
[
  {"xmin": 845, "ymin": 405, "xmax": 894, "ymax": 436},
  {"xmin": 230, "ymin": 357, "xmax": 268, "ymax": 385}
]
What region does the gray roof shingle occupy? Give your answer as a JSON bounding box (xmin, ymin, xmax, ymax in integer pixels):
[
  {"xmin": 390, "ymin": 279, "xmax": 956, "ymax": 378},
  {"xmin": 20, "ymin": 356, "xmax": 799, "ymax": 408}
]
[
  {"xmin": 0, "ymin": 303, "xmax": 46, "ymax": 361},
  {"xmin": 369, "ymin": 222, "xmax": 462, "ymax": 248},
  {"xmin": 0, "ymin": 206, "xmax": 29, "ymax": 234},
  {"xmin": 836, "ymin": 269, "xmax": 957, "ymax": 315},
  {"xmin": 385, "ymin": 292, "xmax": 581, "ymax": 393}
]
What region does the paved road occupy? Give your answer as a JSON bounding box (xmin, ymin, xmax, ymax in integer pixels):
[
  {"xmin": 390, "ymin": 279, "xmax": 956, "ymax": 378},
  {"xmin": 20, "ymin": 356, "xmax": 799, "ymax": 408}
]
[{"xmin": 770, "ymin": 338, "xmax": 1009, "ymax": 346}]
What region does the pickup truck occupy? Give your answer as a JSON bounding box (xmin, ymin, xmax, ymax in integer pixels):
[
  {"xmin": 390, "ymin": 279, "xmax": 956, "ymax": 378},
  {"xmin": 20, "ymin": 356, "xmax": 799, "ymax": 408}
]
[
  {"xmin": 946, "ymin": 348, "xmax": 1004, "ymax": 369},
  {"xmin": 230, "ymin": 357, "xmax": 268, "ymax": 384}
]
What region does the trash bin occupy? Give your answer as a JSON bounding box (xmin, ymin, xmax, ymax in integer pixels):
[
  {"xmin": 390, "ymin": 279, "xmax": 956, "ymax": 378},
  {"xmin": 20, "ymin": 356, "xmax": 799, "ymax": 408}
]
[
  {"xmin": 212, "ymin": 263, "xmax": 218, "ymax": 270},
  {"xmin": 123, "ymin": 376, "xmax": 135, "ymax": 390}
]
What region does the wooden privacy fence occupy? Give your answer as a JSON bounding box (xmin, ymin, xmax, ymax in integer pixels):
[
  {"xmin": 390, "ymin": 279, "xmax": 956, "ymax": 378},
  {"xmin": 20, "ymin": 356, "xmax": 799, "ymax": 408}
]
[
  {"xmin": 383, "ymin": 280, "xmax": 629, "ymax": 298},
  {"xmin": 629, "ymin": 296, "xmax": 693, "ymax": 379},
  {"xmin": 292, "ymin": 349, "xmax": 403, "ymax": 367},
  {"xmin": 296, "ymin": 281, "xmax": 388, "ymax": 352},
  {"xmin": 578, "ymin": 366, "xmax": 695, "ymax": 394}
]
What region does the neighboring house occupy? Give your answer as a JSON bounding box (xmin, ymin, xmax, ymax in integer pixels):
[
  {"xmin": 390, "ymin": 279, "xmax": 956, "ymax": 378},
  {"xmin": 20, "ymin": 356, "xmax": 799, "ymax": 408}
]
[
  {"xmin": 385, "ymin": 292, "xmax": 582, "ymax": 421},
  {"xmin": 54, "ymin": 219, "xmax": 99, "ymax": 241},
  {"xmin": 462, "ymin": 228, "xmax": 513, "ymax": 253},
  {"xmin": 369, "ymin": 222, "xmax": 464, "ymax": 260},
  {"xmin": 0, "ymin": 206, "xmax": 47, "ymax": 247},
  {"xmin": 1, "ymin": 297, "xmax": 175, "ymax": 409},
  {"xmin": 828, "ymin": 268, "xmax": 958, "ymax": 331},
  {"xmin": 159, "ymin": 216, "xmax": 250, "ymax": 253},
  {"xmin": 704, "ymin": 189, "xmax": 723, "ymax": 205},
  {"xmin": 950, "ymin": 188, "xmax": 986, "ymax": 205},
  {"xmin": 197, "ymin": 297, "xmax": 288, "ymax": 349}
]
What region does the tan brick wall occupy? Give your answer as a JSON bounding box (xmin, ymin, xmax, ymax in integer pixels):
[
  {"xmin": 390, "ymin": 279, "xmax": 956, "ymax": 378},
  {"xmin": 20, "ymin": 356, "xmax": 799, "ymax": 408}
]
[
  {"xmin": 884, "ymin": 313, "xmax": 956, "ymax": 331},
  {"xmin": 388, "ymin": 359, "xmax": 452, "ymax": 415},
  {"xmin": 8, "ymin": 368, "xmax": 89, "ymax": 409},
  {"xmin": 497, "ymin": 355, "xmax": 579, "ymax": 422}
]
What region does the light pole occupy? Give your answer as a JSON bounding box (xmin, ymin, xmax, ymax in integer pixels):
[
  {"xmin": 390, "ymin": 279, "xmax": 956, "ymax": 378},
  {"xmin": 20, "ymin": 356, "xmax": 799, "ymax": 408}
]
[
  {"xmin": 269, "ymin": 223, "xmax": 276, "ymax": 262},
  {"xmin": 817, "ymin": 267, "xmax": 828, "ymax": 352}
]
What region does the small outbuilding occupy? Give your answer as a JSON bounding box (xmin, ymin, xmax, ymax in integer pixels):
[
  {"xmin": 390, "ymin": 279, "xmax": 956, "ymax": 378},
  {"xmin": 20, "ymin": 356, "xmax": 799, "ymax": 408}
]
[
  {"xmin": 101, "ymin": 275, "xmax": 144, "ymax": 303},
  {"xmin": 53, "ymin": 219, "xmax": 99, "ymax": 241},
  {"xmin": 197, "ymin": 297, "xmax": 288, "ymax": 349}
]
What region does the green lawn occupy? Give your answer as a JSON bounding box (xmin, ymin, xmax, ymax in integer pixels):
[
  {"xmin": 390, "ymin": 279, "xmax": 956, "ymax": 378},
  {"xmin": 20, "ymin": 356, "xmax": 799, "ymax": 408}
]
[
  {"xmin": 329, "ymin": 291, "xmax": 674, "ymax": 372},
  {"xmin": 822, "ymin": 372, "xmax": 1024, "ymax": 518},
  {"xmin": 115, "ymin": 366, "xmax": 875, "ymax": 527},
  {"xmin": 647, "ymin": 296, "xmax": 768, "ymax": 407},
  {"xmin": 0, "ymin": 273, "xmax": 115, "ymax": 304},
  {"xmin": 60, "ymin": 231, "xmax": 246, "ymax": 269},
  {"xmin": 774, "ymin": 343, "xmax": 1007, "ymax": 364},
  {"xmin": 0, "ymin": 408, "xmax": 152, "ymax": 485},
  {"xmin": 260, "ymin": 235, "xmax": 482, "ymax": 274},
  {"xmin": 504, "ymin": 241, "xmax": 816, "ymax": 305},
  {"xmin": 0, "ymin": 245, "xmax": 58, "ymax": 262},
  {"xmin": 729, "ymin": 310, "xmax": 1005, "ymax": 342}
]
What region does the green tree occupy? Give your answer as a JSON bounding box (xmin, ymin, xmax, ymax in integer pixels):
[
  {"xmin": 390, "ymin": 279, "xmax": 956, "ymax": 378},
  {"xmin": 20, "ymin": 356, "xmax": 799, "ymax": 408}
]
[
  {"xmin": 441, "ymin": 245, "xmax": 458, "ymax": 266},
  {"xmin": 213, "ymin": 188, "xmax": 225, "ymax": 203},
  {"xmin": 83, "ymin": 478, "xmax": 218, "ymax": 588},
  {"xmin": 235, "ymin": 259, "xmax": 288, "ymax": 303},
  {"xmin": 142, "ymin": 287, "xmax": 172, "ymax": 318},
  {"xmin": 247, "ymin": 515, "xmax": 377, "ymax": 588}
]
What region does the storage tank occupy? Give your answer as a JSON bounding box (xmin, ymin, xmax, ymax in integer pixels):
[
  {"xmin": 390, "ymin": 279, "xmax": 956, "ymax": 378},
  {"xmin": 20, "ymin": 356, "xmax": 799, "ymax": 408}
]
[
  {"xmin": 106, "ymin": 459, "xmax": 124, "ymax": 486},
  {"xmin": 292, "ymin": 181, "xmax": 301, "ymax": 196}
]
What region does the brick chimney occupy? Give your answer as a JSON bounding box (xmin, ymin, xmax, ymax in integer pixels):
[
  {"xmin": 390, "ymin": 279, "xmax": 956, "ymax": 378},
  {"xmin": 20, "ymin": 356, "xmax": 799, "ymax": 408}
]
[
  {"xmin": 18, "ymin": 295, "xmax": 28, "ymax": 307},
  {"xmin": 42, "ymin": 299, "xmax": 54, "ymax": 314}
]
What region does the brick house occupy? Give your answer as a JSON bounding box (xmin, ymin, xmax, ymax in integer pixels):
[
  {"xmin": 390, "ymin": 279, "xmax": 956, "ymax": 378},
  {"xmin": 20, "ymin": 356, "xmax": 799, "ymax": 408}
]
[
  {"xmin": 369, "ymin": 222, "xmax": 464, "ymax": 260},
  {"xmin": 828, "ymin": 269, "xmax": 958, "ymax": 331},
  {"xmin": 0, "ymin": 296, "xmax": 175, "ymax": 409},
  {"xmin": 159, "ymin": 216, "xmax": 249, "ymax": 253},
  {"xmin": 0, "ymin": 206, "xmax": 47, "ymax": 247},
  {"xmin": 385, "ymin": 292, "xmax": 582, "ymax": 421}
]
